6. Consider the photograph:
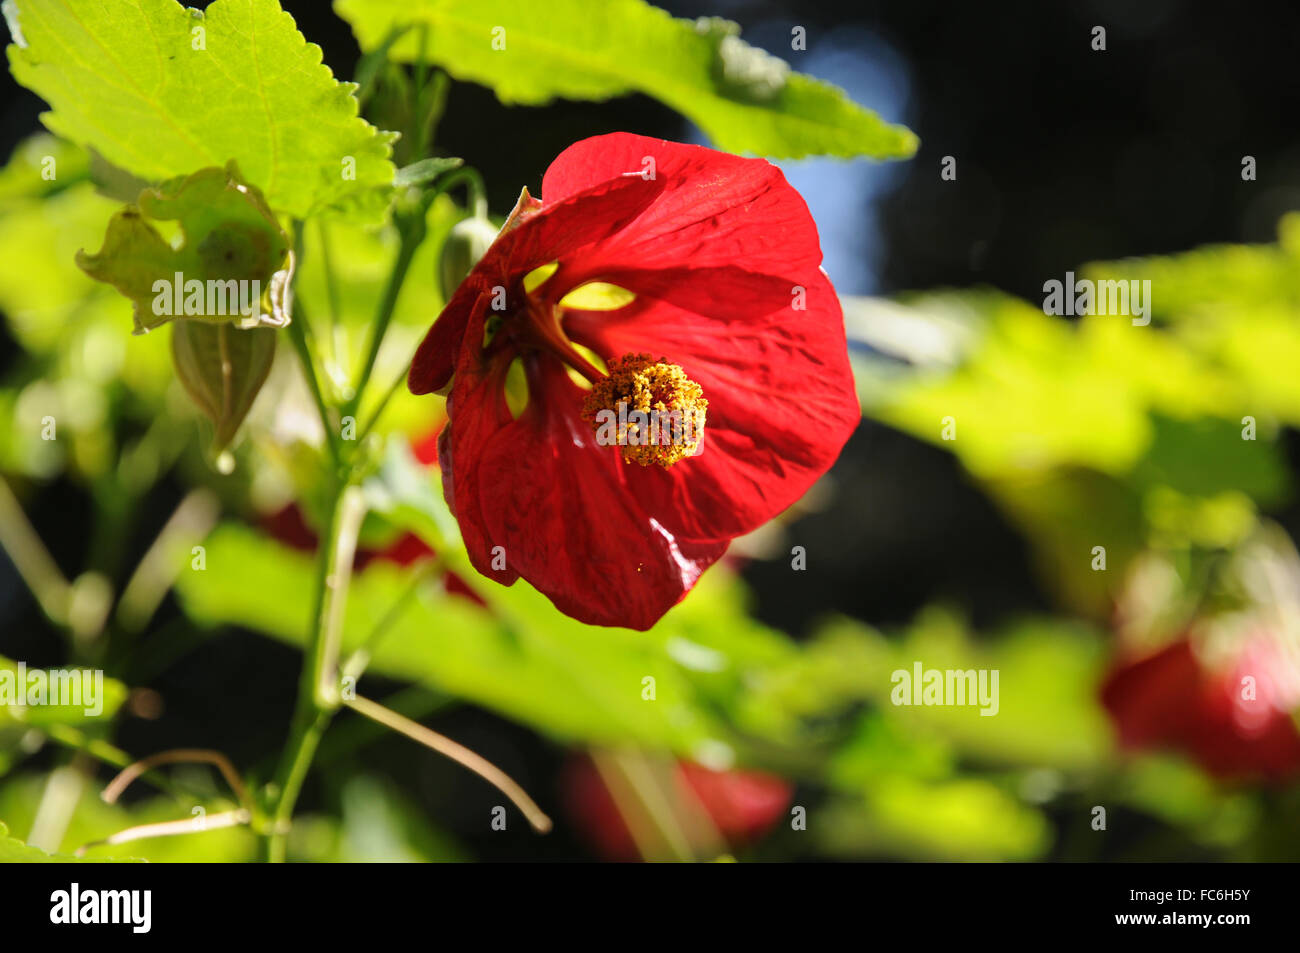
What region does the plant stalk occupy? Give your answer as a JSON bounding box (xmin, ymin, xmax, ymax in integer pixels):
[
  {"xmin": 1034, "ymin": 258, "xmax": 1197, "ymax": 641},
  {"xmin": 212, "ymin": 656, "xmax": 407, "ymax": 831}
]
[{"xmin": 262, "ymin": 483, "xmax": 366, "ymax": 862}]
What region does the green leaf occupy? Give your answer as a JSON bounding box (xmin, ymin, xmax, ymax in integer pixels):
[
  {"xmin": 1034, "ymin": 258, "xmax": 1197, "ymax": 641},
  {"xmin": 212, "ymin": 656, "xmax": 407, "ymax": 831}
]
[
  {"xmin": 1116, "ymin": 755, "xmax": 1258, "ymax": 846},
  {"xmin": 811, "ymin": 611, "xmax": 1113, "ymax": 771},
  {"xmin": 0, "ymin": 132, "xmax": 86, "ymax": 200},
  {"xmin": 176, "ymin": 523, "xmax": 791, "ymax": 761},
  {"xmin": 0, "ymin": 776, "xmax": 251, "ymax": 861},
  {"xmin": 1085, "ymin": 217, "xmax": 1300, "ymax": 424},
  {"xmin": 361, "ymin": 435, "xmax": 462, "ymax": 550},
  {"xmin": 0, "ymin": 655, "xmax": 128, "ymax": 729},
  {"xmin": 87, "ymin": 149, "xmax": 160, "ymax": 205},
  {"xmin": 394, "ymin": 156, "xmax": 463, "ymax": 188},
  {"xmin": 0, "ymin": 819, "xmax": 137, "ymax": 862},
  {"xmin": 5, "ymin": 0, "xmax": 396, "ymax": 220},
  {"xmin": 0, "ymin": 147, "xmax": 183, "ymax": 478},
  {"xmin": 1082, "ymin": 214, "xmax": 1300, "ymax": 324},
  {"xmin": 0, "ymin": 152, "xmax": 124, "ymax": 355},
  {"xmin": 76, "ymin": 164, "xmax": 292, "ymax": 334},
  {"xmin": 817, "ymin": 777, "xmax": 1050, "ymax": 861},
  {"xmin": 334, "ymin": 0, "xmax": 917, "ymax": 160},
  {"xmin": 332, "ymin": 775, "xmax": 465, "ymax": 861},
  {"xmin": 171, "ymin": 322, "xmax": 276, "ymax": 452}
]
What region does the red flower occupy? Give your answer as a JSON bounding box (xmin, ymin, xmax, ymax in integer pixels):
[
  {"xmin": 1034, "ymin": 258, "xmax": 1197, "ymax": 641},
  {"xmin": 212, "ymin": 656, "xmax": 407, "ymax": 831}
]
[
  {"xmin": 562, "ymin": 754, "xmax": 792, "ymax": 861},
  {"xmin": 1100, "ymin": 635, "xmax": 1300, "ymax": 781},
  {"xmin": 409, "ymin": 133, "xmax": 858, "ymax": 628}
]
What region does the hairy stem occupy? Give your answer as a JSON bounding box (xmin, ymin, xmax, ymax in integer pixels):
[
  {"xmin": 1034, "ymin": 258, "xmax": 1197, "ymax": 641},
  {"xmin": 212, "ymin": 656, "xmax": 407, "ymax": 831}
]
[{"xmin": 262, "ymin": 484, "xmax": 366, "ymax": 862}]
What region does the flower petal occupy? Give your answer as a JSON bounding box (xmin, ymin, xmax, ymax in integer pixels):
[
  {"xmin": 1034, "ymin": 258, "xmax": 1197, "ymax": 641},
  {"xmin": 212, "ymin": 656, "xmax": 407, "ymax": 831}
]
[
  {"xmin": 447, "ymin": 356, "xmax": 728, "ymax": 629},
  {"xmin": 409, "ymin": 173, "xmax": 667, "ymax": 395},
  {"xmin": 564, "ymin": 264, "xmax": 859, "ymax": 541},
  {"xmin": 542, "ymin": 132, "xmax": 825, "ymax": 274},
  {"xmin": 436, "ymin": 306, "xmax": 522, "ymax": 588}
]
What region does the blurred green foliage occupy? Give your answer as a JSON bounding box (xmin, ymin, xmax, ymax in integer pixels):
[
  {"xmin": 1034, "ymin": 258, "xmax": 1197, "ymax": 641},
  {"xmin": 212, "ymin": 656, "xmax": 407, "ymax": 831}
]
[{"xmin": 853, "ymin": 218, "xmax": 1300, "ymax": 618}]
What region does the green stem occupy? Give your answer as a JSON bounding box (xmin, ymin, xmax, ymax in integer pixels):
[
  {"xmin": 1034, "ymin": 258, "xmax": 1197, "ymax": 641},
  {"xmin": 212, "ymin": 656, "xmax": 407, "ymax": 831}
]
[
  {"xmin": 349, "ymin": 166, "xmax": 487, "ymax": 441},
  {"xmin": 262, "ymin": 484, "xmax": 366, "ymax": 862},
  {"xmin": 437, "ymin": 167, "xmax": 488, "ymax": 220},
  {"xmin": 416, "ymin": 72, "xmax": 451, "ymax": 159},
  {"xmin": 341, "ymin": 555, "xmax": 444, "ymax": 682},
  {"xmin": 316, "ymin": 218, "xmax": 342, "ymax": 366},
  {"xmin": 414, "ymin": 25, "xmax": 431, "ymax": 109},
  {"xmin": 43, "ymin": 724, "xmax": 192, "ymax": 802},
  {"xmin": 354, "ymin": 360, "xmax": 411, "ymax": 448},
  {"xmin": 345, "ymin": 217, "xmax": 426, "ymax": 422},
  {"xmin": 287, "ymin": 303, "xmax": 341, "ymax": 468}
]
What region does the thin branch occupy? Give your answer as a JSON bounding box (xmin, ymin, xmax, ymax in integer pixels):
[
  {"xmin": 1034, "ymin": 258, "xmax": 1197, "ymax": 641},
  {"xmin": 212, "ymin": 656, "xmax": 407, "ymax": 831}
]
[
  {"xmin": 287, "ymin": 298, "xmax": 341, "ymax": 467},
  {"xmin": 315, "ymin": 486, "xmax": 367, "ymax": 707},
  {"xmin": 590, "ymin": 749, "xmax": 706, "ymax": 863},
  {"xmin": 345, "ymin": 693, "xmax": 552, "ymax": 834},
  {"xmin": 340, "ymin": 555, "xmax": 444, "ymax": 682},
  {"xmin": 315, "ymin": 687, "xmax": 453, "ymax": 769},
  {"xmin": 0, "ymin": 474, "xmax": 72, "ymax": 624},
  {"xmin": 76, "ymin": 809, "xmax": 251, "ymax": 856},
  {"xmin": 42, "ymin": 724, "xmax": 189, "ymax": 801},
  {"xmin": 346, "ymin": 217, "xmax": 425, "ymax": 420},
  {"xmin": 101, "ymin": 748, "xmax": 250, "ymax": 810},
  {"xmin": 28, "ymin": 759, "xmax": 90, "ymax": 853},
  {"xmin": 115, "ymin": 488, "xmax": 220, "ymax": 632},
  {"xmin": 434, "ymin": 167, "xmax": 488, "ymax": 220},
  {"xmin": 354, "ymin": 357, "xmax": 414, "ymax": 448},
  {"xmin": 317, "ymin": 217, "xmax": 342, "ymax": 366}
]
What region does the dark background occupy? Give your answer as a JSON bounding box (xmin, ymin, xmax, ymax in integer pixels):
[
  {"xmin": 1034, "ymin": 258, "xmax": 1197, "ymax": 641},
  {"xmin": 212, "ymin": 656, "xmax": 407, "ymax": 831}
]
[{"xmin": 2, "ymin": 0, "xmax": 1299, "ymax": 860}]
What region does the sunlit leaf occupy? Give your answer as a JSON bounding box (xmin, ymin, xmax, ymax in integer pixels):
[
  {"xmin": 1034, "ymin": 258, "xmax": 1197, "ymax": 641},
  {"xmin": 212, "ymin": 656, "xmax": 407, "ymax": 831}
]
[
  {"xmin": 0, "ymin": 655, "xmax": 128, "ymax": 729},
  {"xmin": 334, "ymin": 0, "xmax": 917, "ymax": 160},
  {"xmin": 811, "ymin": 611, "xmax": 1113, "ymax": 770},
  {"xmin": 394, "ymin": 156, "xmax": 463, "ymax": 188},
  {"xmin": 817, "ymin": 776, "xmax": 1049, "ymax": 861},
  {"xmin": 5, "ymin": 0, "xmax": 396, "ymax": 220},
  {"xmin": 177, "ymin": 523, "xmax": 793, "ymax": 762}
]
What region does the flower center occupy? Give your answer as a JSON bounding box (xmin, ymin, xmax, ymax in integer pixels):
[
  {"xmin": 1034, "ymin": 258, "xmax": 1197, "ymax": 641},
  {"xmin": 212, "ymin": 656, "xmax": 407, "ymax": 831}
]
[{"xmin": 581, "ymin": 354, "xmax": 708, "ymax": 467}]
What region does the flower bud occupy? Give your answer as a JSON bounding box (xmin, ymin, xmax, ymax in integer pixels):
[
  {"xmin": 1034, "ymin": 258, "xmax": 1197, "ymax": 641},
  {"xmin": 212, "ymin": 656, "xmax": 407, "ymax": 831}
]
[{"xmin": 438, "ymin": 215, "xmax": 499, "ymax": 301}]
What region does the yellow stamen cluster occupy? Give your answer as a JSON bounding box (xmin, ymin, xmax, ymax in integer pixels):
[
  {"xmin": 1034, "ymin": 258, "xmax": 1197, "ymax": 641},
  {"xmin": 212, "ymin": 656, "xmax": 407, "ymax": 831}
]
[{"xmin": 581, "ymin": 353, "xmax": 708, "ymax": 467}]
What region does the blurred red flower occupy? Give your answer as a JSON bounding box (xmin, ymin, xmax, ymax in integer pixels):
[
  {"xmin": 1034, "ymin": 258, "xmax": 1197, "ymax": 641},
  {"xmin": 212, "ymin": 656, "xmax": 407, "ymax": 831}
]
[
  {"xmin": 563, "ymin": 754, "xmax": 792, "ymax": 861},
  {"xmin": 1100, "ymin": 635, "xmax": 1300, "ymax": 781},
  {"xmin": 409, "ymin": 133, "xmax": 858, "ymax": 629}
]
